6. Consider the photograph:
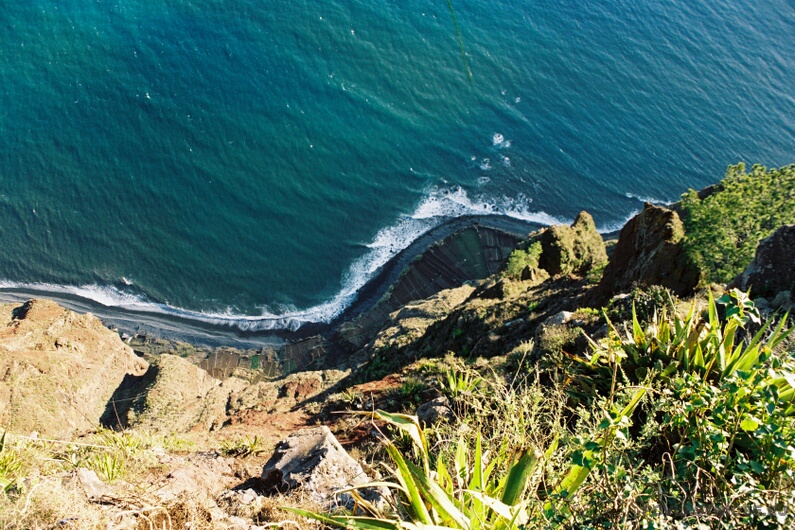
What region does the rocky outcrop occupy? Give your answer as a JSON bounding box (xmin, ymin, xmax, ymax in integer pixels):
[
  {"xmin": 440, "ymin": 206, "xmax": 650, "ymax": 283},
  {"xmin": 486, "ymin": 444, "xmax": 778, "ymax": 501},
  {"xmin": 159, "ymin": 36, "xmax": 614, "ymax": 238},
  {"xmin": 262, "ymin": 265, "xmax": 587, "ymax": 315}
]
[
  {"xmin": 0, "ymin": 299, "xmax": 148, "ymax": 438},
  {"xmin": 369, "ymin": 284, "xmax": 476, "ymax": 352},
  {"xmin": 262, "ymin": 426, "xmax": 382, "ymax": 509},
  {"xmin": 336, "ymin": 225, "xmax": 522, "ymax": 352},
  {"xmin": 595, "ymin": 203, "xmax": 700, "ymax": 299},
  {"xmin": 108, "ymin": 352, "xmax": 346, "ymax": 432},
  {"xmin": 118, "ymin": 354, "xmax": 227, "ymax": 432},
  {"xmin": 731, "ymin": 224, "xmax": 795, "ymax": 307},
  {"xmin": 534, "ymin": 211, "xmax": 607, "ymax": 277},
  {"xmin": 228, "ymin": 369, "xmax": 346, "ymax": 417}
]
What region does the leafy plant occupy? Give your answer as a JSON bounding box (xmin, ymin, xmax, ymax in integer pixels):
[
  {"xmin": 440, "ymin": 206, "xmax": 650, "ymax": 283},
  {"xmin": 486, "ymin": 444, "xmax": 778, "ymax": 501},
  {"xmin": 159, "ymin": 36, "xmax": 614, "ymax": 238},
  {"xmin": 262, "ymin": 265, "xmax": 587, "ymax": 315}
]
[
  {"xmin": 0, "ymin": 432, "xmax": 22, "ymax": 494},
  {"xmin": 287, "ymin": 411, "xmax": 545, "ymax": 529},
  {"xmin": 398, "ymin": 378, "xmax": 427, "ymax": 406},
  {"xmin": 592, "ymin": 289, "xmax": 792, "ymax": 385},
  {"xmin": 681, "ymin": 162, "xmax": 795, "ymax": 283},
  {"xmin": 91, "ymin": 453, "xmax": 124, "ymax": 483},
  {"xmin": 440, "ymin": 368, "xmax": 482, "ymax": 400},
  {"xmin": 221, "ymin": 435, "xmax": 266, "ymax": 458},
  {"xmin": 504, "ymin": 242, "xmax": 543, "ymax": 280}
]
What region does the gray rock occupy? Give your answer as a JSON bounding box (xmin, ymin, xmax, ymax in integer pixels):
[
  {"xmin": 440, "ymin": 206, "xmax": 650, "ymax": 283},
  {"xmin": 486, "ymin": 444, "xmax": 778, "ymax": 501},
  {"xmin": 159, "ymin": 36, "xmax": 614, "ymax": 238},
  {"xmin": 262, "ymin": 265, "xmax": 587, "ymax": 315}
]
[
  {"xmin": 544, "ymin": 311, "xmax": 575, "ymax": 327},
  {"xmin": 753, "ymin": 298, "xmax": 771, "ymax": 311},
  {"xmin": 238, "ymin": 488, "xmax": 259, "ymax": 505},
  {"xmin": 75, "ymin": 468, "xmax": 112, "ymax": 500},
  {"xmin": 262, "ymin": 426, "xmax": 383, "ymax": 510},
  {"xmin": 732, "ymin": 225, "xmax": 795, "ymax": 304},
  {"xmin": 772, "ymin": 291, "xmax": 793, "ymax": 310},
  {"xmin": 416, "ymin": 397, "xmax": 454, "ymax": 426}
]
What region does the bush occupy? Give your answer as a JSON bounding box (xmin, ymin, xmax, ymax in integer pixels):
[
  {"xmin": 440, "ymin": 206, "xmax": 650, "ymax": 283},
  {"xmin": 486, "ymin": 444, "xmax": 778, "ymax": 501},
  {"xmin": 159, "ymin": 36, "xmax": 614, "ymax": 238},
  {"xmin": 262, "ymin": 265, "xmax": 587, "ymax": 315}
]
[
  {"xmin": 504, "ymin": 241, "xmax": 543, "ymax": 280},
  {"xmin": 681, "ymin": 163, "xmax": 795, "ymax": 284},
  {"xmin": 294, "ymin": 292, "xmax": 795, "ymax": 529}
]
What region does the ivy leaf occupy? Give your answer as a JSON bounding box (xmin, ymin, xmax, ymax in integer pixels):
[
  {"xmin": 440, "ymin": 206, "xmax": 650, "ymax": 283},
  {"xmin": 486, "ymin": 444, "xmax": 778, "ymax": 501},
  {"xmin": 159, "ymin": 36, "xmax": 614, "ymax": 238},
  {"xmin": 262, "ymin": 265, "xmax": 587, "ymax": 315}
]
[{"xmin": 740, "ymin": 416, "xmax": 760, "ymax": 432}]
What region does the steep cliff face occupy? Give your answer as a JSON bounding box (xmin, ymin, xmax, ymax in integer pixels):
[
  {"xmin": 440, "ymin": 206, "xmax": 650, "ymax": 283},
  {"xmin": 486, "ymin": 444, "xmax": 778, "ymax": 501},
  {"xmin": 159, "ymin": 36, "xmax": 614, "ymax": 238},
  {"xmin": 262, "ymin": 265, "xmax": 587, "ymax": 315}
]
[
  {"xmin": 595, "ymin": 203, "xmax": 700, "ymax": 300},
  {"xmin": 0, "ymin": 299, "xmax": 148, "ymax": 438},
  {"xmin": 731, "ymin": 224, "xmax": 795, "ymax": 307}
]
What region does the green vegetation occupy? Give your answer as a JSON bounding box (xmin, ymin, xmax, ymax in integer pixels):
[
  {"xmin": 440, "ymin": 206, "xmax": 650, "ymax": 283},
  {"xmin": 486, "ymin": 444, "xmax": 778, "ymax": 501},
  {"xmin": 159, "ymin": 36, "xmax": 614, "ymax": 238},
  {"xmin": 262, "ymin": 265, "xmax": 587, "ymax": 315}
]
[
  {"xmin": 220, "ymin": 435, "xmax": 267, "ymax": 458},
  {"xmin": 681, "ymin": 163, "xmax": 795, "ymax": 284},
  {"xmin": 398, "ymin": 377, "xmax": 427, "ymax": 406},
  {"xmin": 0, "ymin": 433, "xmax": 22, "ymax": 494},
  {"xmin": 504, "ymin": 241, "xmax": 543, "ymax": 280},
  {"xmin": 295, "ymin": 291, "xmax": 794, "ymax": 528}
]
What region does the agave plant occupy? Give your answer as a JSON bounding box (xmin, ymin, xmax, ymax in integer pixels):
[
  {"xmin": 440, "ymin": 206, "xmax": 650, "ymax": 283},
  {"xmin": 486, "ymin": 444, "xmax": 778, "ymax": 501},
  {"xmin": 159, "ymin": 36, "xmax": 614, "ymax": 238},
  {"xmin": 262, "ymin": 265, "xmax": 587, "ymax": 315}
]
[
  {"xmin": 0, "ymin": 432, "xmax": 22, "ymax": 494},
  {"xmin": 286, "ymin": 410, "xmax": 544, "ymax": 529},
  {"xmin": 591, "ymin": 289, "xmax": 792, "ymax": 389},
  {"xmin": 285, "ymin": 393, "xmax": 653, "ymax": 530}
]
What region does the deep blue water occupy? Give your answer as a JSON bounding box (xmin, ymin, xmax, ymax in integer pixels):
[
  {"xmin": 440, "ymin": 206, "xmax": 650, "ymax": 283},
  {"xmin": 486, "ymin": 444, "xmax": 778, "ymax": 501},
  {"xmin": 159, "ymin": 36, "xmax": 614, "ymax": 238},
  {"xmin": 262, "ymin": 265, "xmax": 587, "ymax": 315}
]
[{"xmin": 1, "ymin": 0, "xmax": 793, "ymax": 330}]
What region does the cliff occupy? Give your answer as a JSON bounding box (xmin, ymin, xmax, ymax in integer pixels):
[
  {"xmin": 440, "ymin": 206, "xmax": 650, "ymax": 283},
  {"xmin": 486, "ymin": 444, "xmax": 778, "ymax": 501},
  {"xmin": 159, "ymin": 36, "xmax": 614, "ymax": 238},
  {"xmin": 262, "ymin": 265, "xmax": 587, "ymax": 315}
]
[{"xmin": 1, "ymin": 167, "xmax": 795, "ymax": 529}]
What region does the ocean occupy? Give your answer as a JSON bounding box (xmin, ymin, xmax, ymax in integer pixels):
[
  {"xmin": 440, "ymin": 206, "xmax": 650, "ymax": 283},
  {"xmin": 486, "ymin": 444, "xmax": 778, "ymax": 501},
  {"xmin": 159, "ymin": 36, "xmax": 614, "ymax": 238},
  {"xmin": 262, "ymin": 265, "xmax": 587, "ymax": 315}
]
[{"xmin": 1, "ymin": 0, "xmax": 793, "ymax": 333}]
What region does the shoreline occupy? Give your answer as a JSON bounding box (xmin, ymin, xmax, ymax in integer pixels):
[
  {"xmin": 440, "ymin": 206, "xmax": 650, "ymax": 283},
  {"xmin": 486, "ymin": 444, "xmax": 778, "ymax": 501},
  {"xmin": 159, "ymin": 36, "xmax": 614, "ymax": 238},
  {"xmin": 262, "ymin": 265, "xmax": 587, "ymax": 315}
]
[{"xmin": 0, "ymin": 214, "xmax": 540, "ymax": 349}]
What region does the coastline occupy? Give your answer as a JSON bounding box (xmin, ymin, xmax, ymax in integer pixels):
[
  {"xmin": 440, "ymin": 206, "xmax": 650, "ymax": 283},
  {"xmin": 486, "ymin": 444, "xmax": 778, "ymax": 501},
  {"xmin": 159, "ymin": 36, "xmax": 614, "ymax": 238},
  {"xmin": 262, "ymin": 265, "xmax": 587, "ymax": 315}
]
[{"xmin": 0, "ymin": 214, "xmax": 541, "ymax": 349}]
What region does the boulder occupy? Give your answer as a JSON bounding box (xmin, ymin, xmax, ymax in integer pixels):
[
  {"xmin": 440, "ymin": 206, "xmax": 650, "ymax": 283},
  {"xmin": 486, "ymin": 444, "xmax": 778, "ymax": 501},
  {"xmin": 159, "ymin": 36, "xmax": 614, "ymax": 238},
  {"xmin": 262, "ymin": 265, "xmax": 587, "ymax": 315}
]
[
  {"xmin": 596, "ymin": 203, "xmax": 699, "ymax": 299},
  {"xmin": 543, "ymin": 311, "xmax": 576, "ymax": 327},
  {"xmin": 262, "ymin": 426, "xmax": 382, "ymax": 509},
  {"xmin": 416, "ymin": 396, "xmax": 454, "ymax": 426},
  {"xmin": 0, "ymin": 299, "xmax": 148, "ymax": 438},
  {"xmin": 75, "ymin": 468, "xmax": 113, "ymax": 500},
  {"xmin": 731, "ymin": 224, "xmax": 795, "ymax": 306},
  {"xmin": 535, "ymin": 211, "xmax": 607, "ymax": 277},
  {"xmin": 150, "ymin": 451, "xmax": 236, "ymax": 503}
]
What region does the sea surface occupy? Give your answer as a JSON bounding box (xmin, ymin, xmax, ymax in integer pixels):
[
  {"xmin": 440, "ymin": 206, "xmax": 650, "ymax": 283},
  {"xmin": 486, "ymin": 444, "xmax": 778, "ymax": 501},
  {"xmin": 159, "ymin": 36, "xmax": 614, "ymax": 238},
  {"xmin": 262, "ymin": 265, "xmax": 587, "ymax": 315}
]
[{"xmin": 1, "ymin": 0, "xmax": 793, "ymax": 333}]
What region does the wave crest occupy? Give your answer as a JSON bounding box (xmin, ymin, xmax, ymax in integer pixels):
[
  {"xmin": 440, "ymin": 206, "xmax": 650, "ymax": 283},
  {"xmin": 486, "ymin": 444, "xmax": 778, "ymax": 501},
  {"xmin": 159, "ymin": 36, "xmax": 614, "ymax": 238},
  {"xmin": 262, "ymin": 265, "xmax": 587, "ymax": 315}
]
[{"xmin": 0, "ymin": 187, "xmax": 567, "ymax": 331}]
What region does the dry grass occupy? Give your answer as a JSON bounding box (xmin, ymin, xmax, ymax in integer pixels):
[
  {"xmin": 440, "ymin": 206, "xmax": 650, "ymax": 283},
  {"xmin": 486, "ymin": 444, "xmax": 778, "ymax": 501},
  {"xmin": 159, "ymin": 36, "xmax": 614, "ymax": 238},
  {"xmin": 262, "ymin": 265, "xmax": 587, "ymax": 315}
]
[
  {"xmin": 0, "ymin": 426, "xmax": 335, "ymax": 530},
  {"xmin": 0, "ymin": 476, "xmax": 107, "ymax": 529}
]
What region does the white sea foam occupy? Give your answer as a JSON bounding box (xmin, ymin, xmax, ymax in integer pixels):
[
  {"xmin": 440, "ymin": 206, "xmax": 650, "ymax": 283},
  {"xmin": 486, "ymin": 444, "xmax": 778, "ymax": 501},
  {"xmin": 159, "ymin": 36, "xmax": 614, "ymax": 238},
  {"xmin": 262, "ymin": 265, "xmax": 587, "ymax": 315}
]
[
  {"xmin": 624, "ymin": 192, "xmax": 674, "ymax": 206},
  {"xmin": 0, "ymin": 187, "xmax": 568, "ymax": 332},
  {"xmin": 492, "ymin": 133, "xmax": 510, "ymax": 149}
]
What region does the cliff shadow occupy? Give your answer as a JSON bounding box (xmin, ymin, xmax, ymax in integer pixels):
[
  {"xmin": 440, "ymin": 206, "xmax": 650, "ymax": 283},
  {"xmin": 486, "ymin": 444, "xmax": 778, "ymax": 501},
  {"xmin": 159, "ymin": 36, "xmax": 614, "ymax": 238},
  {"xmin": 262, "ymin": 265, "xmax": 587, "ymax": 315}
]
[{"xmin": 100, "ymin": 364, "xmax": 159, "ymax": 430}]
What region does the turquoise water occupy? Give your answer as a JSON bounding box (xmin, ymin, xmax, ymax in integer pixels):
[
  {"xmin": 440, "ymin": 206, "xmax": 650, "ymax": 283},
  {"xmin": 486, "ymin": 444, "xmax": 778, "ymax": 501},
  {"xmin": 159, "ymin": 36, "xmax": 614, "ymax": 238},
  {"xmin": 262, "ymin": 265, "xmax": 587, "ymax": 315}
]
[{"xmin": 1, "ymin": 1, "xmax": 793, "ymax": 330}]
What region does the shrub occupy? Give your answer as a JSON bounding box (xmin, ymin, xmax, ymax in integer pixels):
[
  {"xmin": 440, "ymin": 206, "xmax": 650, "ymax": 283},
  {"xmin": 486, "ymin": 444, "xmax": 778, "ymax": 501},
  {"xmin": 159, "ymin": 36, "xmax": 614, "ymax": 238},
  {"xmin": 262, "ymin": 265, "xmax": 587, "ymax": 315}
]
[
  {"xmin": 681, "ymin": 163, "xmax": 795, "ymax": 284},
  {"xmin": 293, "ymin": 291, "xmax": 795, "ymax": 529},
  {"xmin": 504, "ymin": 241, "xmax": 543, "ymax": 280}
]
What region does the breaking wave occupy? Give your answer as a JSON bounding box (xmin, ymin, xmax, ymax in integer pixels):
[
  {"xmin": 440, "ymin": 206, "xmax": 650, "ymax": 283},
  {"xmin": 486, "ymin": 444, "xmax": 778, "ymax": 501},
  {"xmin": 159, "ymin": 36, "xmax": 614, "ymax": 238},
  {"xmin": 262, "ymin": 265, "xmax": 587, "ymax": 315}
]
[{"xmin": 0, "ymin": 187, "xmax": 572, "ymax": 332}]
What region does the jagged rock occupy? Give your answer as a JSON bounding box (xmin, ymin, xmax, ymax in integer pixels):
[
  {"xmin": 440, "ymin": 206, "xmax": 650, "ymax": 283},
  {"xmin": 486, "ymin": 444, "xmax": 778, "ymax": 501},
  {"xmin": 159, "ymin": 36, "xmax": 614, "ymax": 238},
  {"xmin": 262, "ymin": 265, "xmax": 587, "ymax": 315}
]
[
  {"xmin": 416, "ymin": 396, "xmax": 454, "ymax": 426},
  {"xmin": 151, "ymin": 452, "xmax": 236, "ymax": 503},
  {"xmin": 229, "ymin": 381, "xmax": 280, "ymax": 414},
  {"xmin": 371, "ymin": 285, "xmax": 476, "ymax": 350},
  {"xmin": 262, "ymin": 426, "xmax": 382, "ymax": 509},
  {"xmin": 534, "ymin": 211, "xmax": 607, "ymax": 277},
  {"xmin": 0, "ymin": 299, "xmax": 148, "ymax": 438},
  {"xmin": 281, "ymin": 372, "xmax": 324, "ymax": 401},
  {"xmin": 335, "ymin": 226, "xmax": 523, "ymax": 353},
  {"xmin": 596, "ymin": 203, "xmax": 699, "ymax": 299},
  {"xmin": 125, "ymin": 354, "xmax": 221, "ymax": 432},
  {"xmin": 731, "ymin": 224, "xmax": 795, "ymax": 307},
  {"xmin": 772, "ymin": 291, "xmax": 793, "ymax": 309},
  {"xmin": 228, "ymin": 370, "xmax": 345, "ymax": 416},
  {"xmin": 476, "ymin": 270, "xmax": 550, "ymax": 300}
]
